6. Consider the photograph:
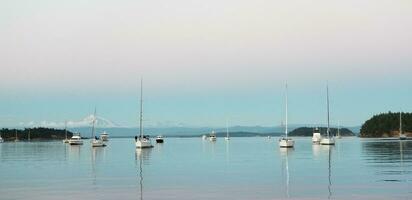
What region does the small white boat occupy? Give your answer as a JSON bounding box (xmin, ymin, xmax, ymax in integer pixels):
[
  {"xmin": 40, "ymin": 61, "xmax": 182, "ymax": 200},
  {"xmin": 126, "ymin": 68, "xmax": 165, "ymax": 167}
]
[
  {"xmin": 135, "ymin": 79, "xmax": 154, "ymax": 149},
  {"xmin": 156, "ymin": 135, "xmax": 164, "ymax": 143},
  {"xmin": 321, "ymin": 85, "xmax": 335, "ymax": 146},
  {"xmin": 312, "ymin": 127, "xmax": 322, "ymax": 144},
  {"xmin": 100, "ymin": 131, "xmax": 109, "ymax": 141},
  {"xmin": 68, "ymin": 135, "xmax": 83, "ymax": 145},
  {"xmin": 0, "ymin": 136, "xmax": 3, "ymax": 143},
  {"xmin": 202, "ymin": 135, "xmax": 207, "ymax": 140},
  {"xmin": 209, "ymin": 131, "xmax": 217, "ymax": 141},
  {"xmin": 267, "ymin": 136, "xmax": 271, "ymax": 139},
  {"xmin": 279, "ymin": 83, "xmax": 294, "ymax": 148}
]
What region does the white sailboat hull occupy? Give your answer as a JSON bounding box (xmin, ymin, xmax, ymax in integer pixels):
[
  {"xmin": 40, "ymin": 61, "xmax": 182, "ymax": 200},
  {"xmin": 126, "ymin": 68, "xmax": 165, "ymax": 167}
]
[
  {"xmin": 320, "ymin": 138, "xmax": 335, "ymax": 145},
  {"xmin": 209, "ymin": 136, "xmax": 216, "ymax": 142},
  {"xmin": 279, "ymin": 138, "xmax": 294, "ymax": 148},
  {"xmin": 0, "ymin": 137, "xmax": 3, "ymax": 143},
  {"xmin": 68, "ymin": 140, "xmax": 83, "ymax": 145},
  {"xmin": 136, "ymin": 139, "xmax": 153, "ymax": 148},
  {"xmin": 91, "ymin": 139, "xmax": 106, "ymax": 147}
]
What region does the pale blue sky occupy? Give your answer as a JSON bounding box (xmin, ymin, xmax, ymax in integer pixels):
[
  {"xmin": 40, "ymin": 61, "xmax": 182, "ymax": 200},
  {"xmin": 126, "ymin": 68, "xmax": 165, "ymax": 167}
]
[{"xmin": 1, "ymin": 0, "xmax": 411, "ymax": 127}]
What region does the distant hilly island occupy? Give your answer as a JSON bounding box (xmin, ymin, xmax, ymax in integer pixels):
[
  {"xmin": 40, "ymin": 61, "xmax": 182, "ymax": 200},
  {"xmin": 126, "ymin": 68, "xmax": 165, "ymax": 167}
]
[
  {"xmin": 0, "ymin": 125, "xmax": 360, "ymax": 140},
  {"xmin": 67, "ymin": 125, "xmax": 360, "ymax": 138}
]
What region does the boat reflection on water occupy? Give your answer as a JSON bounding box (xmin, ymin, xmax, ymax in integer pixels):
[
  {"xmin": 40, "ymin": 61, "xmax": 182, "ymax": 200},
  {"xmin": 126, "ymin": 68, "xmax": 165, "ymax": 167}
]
[
  {"xmin": 135, "ymin": 148, "xmax": 152, "ymax": 200},
  {"xmin": 312, "ymin": 143, "xmax": 321, "ymax": 158},
  {"xmin": 91, "ymin": 147, "xmax": 105, "ymax": 186},
  {"xmin": 280, "ymin": 148, "xmax": 294, "ymax": 198},
  {"xmin": 321, "ymin": 145, "xmax": 333, "ymax": 200}
]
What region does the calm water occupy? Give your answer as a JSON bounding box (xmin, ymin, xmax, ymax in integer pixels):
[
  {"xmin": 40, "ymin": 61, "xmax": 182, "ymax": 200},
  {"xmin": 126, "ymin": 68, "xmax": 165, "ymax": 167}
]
[{"xmin": 0, "ymin": 137, "xmax": 411, "ymax": 200}]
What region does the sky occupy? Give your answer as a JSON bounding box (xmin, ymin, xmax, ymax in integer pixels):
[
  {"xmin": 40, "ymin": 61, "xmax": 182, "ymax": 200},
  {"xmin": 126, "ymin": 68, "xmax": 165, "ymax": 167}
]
[{"xmin": 1, "ymin": 0, "xmax": 411, "ymax": 128}]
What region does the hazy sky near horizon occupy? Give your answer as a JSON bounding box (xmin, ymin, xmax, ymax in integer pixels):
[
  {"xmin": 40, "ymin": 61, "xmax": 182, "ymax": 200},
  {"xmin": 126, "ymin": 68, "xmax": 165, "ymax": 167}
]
[{"xmin": 1, "ymin": 0, "xmax": 412, "ymax": 128}]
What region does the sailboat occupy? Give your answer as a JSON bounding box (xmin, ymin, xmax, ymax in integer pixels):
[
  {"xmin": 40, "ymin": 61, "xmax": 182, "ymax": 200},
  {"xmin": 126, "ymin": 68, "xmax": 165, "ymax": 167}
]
[
  {"xmin": 312, "ymin": 127, "xmax": 322, "ymax": 144},
  {"xmin": 279, "ymin": 84, "xmax": 294, "ymax": 148},
  {"xmin": 320, "ymin": 85, "xmax": 335, "ymax": 145},
  {"xmin": 225, "ymin": 120, "xmax": 230, "ymax": 140},
  {"xmin": 336, "ymin": 122, "xmax": 342, "ymax": 139},
  {"xmin": 135, "ymin": 79, "xmax": 154, "ymax": 149},
  {"xmin": 63, "ymin": 121, "xmax": 69, "ymax": 143},
  {"xmin": 399, "ymin": 112, "xmax": 407, "ymax": 140},
  {"xmin": 91, "ymin": 108, "xmax": 106, "ymax": 147},
  {"xmin": 14, "ymin": 130, "xmax": 19, "ymax": 142},
  {"xmin": 280, "ymin": 148, "xmax": 292, "ymax": 198}
]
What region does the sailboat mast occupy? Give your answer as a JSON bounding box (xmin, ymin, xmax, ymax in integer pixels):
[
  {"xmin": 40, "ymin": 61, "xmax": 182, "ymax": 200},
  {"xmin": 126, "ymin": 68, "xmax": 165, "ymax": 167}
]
[
  {"xmin": 65, "ymin": 121, "xmax": 67, "ymax": 140},
  {"xmin": 92, "ymin": 108, "xmax": 96, "ymax": 139},
  {"xmin": 226, "ymin": 119, "xmax": 229, "ymax": 138},
  {"xmin": 400, "ymin": 112, "xmax": 402, "ymax": 135},
  {"xmin": 139, "ymin": 78, "xmax": 143, "ymax": 138},
  {"xmin": 338, "ymin": 121, "xmax": 340, "ymax": 137},
  {"xmin": 327, "ymin": 85, "xmax": 330, "ymax": 138},
  {"xmin": 285, "ymin": 83, "xmax": 288, "ymax": 138}
]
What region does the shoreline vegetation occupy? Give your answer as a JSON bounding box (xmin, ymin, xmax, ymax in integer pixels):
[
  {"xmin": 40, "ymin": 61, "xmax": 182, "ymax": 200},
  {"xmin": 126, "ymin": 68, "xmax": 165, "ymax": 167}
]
[
  {"xmin": 360, "ymin": 112, "xmax": 411, "ymax": 138},
  {"xmin": 289, "ymin": 127, "xmax": 355, "ymax": 137},
  {"xmin": 0, "ymin": 128, "xmax": 74, "ymax": 141}
]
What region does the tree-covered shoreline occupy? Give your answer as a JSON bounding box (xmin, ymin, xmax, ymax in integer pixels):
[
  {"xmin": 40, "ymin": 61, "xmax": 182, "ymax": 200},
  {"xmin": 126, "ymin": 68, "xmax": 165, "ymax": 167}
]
[
  {"xmin": 0, "ymin": 128, "xmax": 74, "ymax": 141},
  {"xmin": 360, "ymin": 112, "xmax": 411, "ymax": 138},
  {"xmin": 289, "ymin": 127, "xmax": 355, "ymax": 137}
]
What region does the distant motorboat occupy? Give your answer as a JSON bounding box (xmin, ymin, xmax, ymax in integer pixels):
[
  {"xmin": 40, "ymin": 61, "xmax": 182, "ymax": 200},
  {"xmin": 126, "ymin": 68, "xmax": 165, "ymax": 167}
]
[
  {"xmin": 320, "ymin": 85, "xmax": 335, "ymax": 146},
  {"xmin": 135, "ymin": 79, "xmax": 153, "ymax": 149},
  {"xmin": 156, "ymin": 135, "xmax": 164, "ymax": 143},
  {"xmin": 100, "ymin": 131, "xmax": 109, "ymax": 141},
  {"xmin": 279, "ymin": 83, "xmax": 294, "ymax": 148},
  {"xmin": 209, "ymin": 131, "xmax": 217, "ymax": 142},
  {"xmin": 69, "ymin": 135, "xmax": 83, "ymax": 145},
  {"xmin": 202, "ymin": 135, "xmax": 207, "ymax": 140},
  {"xmin": 312, "ymin": 127, "xmax": 322, "ymax": 144},
  {"xmin": 0, "ymin": 136, "xmax": 3, "ymax": 143}
]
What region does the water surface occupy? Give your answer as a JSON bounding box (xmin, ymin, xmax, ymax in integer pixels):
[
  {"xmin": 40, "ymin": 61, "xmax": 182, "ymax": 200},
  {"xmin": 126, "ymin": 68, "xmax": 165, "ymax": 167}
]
[{"xmin": 0, "ymin": 137, "xmax": 411, "ymax": 200}]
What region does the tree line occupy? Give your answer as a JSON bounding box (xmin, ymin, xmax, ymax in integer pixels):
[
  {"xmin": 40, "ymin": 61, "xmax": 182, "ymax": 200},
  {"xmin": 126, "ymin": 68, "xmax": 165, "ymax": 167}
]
[
  {"xmin": 0, "ymin": 127, "xmax": 74, "ymax": 141},
  {"xmin": 360, "ymin": 112, "xmax": 411, "ymax": 137}
]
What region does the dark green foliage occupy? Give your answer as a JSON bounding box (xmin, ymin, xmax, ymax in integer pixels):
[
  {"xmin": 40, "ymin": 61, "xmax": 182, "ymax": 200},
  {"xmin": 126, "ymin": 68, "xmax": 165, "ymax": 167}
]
[
  {"xmin": 0, "ymin": 127, "xmax": 74, "ymax": 141},
  {"xmin": 289, "ymin": 127, "xmax": 354, "ymax": 137},
  {"xmin": 360, "ymin": 112, "xmax": 411, "ymax": 138}
]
